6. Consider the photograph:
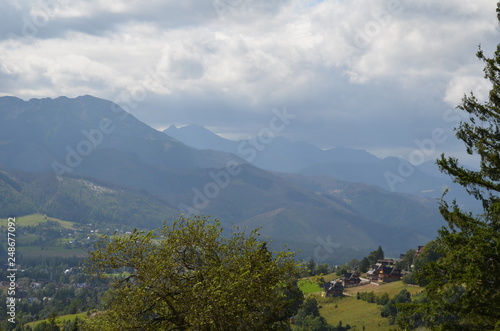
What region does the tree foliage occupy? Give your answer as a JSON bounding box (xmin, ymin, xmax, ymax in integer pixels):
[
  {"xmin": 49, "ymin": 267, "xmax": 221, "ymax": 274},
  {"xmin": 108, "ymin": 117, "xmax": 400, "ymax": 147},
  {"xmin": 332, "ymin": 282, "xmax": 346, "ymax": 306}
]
[
  {"xmin": 292, "ymin": 298, "xmax": 350, "ymax": 331},
  {"xmin": 302, "ymin": 259, "xmax": 332, "ymax": 277},
  {"xmin": 367, "ymin": 245, "xmax": 384, "ymax": 264},
  {"xmin": 380, "ymin": 289, "xmax": 411, "ymax": 321},
  {"xmin": 84, "ymin": 215, "xmax": 303, "ymax": 330},
  {"xmin": 358, "ymin": 257, "xmax": 371, "ymax": 273},
  {"xmin": 398, "ymin": 248, "xmax": 416, "ymax": 271},
  {"xmin": 418, "ymin": 4, "xmax": 500, "ymax": 329},
  {"xmin": 335, "ymin": 264, "xmax": 351, "ymax": 276}
]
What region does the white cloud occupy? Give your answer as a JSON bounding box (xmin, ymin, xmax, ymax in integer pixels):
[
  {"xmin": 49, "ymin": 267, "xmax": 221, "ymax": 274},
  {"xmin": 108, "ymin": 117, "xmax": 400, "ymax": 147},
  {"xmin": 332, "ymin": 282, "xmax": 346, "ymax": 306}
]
[
  {"xmin": 0, "ymin": 0, "xmax": 498, "ymax": 154},
  {"xmin": 444, "ymin": 75, "xmax": 492, "ymax": 107}
]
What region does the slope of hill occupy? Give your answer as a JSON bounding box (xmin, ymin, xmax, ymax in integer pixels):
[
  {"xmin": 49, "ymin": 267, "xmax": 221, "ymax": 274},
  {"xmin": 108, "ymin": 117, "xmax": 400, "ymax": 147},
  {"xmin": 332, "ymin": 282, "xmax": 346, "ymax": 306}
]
[
  {"xmin": 0, "ymin": 167, "xmax": 179, "ymax": 228},
  {"xmin": 280, "ymin": 173, "xmax": 444, "ymax": 233},
  {"xmin": 164, "ymin": 124, "xmax": 237, "ymax": 152},
  {"xmin": 0, "ymin": 95, "xmax": 445, "ymax": 263},
  {"xmin": 319, "ymin": 280, "xmax": 424, "ymax": 331},
  {"xmin": 0, "ymin": 169, "xmax": 37, "ymax": 217}
]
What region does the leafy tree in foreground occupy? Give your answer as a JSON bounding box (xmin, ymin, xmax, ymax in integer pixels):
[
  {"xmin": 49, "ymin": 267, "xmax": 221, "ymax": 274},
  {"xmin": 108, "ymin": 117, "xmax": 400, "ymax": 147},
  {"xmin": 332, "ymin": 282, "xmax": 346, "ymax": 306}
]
[
  {"xmin": 84, "ymin": 215, "xmax": 303, "ymax": 331},
  {"xmin": 415, "ymin": 3, "xmax": 500, "ymax": 330}
]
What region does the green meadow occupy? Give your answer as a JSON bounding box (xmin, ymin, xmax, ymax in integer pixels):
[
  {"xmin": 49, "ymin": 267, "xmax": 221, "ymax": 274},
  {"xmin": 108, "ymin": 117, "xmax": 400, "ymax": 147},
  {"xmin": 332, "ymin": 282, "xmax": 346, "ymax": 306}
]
[
  {"xmin": 18, "ymin": 245, "xmax": 88, "ymax": 258},
  {"xmin": 0, "ymin": 214, "xmax": 76, "ymax": 229},
  {"xmin": 25, "ymin": 312, "xmax": 88, "ymax": 329},
  {"xmin": 298, "ymin": 279, "xmax": 323, "ymax": 294},
  {"xmin": 304, "ymin": 279, "xmax": 425, "ymax": 331}
]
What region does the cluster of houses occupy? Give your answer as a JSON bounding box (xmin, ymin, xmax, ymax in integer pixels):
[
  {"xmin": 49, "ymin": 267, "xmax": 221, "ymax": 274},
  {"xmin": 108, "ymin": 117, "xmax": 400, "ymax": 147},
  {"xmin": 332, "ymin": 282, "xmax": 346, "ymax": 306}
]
[
  {"xmin": 366, "ymin": 259, "xmax": 401, "ymax": 283},
  {"xmin": 323, "ymin": 258, "xmax": 403, "ymax": 297}
]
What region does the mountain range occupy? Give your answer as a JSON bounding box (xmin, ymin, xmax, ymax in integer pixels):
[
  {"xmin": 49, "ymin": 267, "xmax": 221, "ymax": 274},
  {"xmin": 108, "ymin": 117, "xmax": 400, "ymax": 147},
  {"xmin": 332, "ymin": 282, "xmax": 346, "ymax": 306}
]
[
  {"xmin": 164, "ymin": 124, "xmax": 477, "ymax": 210},
  {"xmin": 0, "ymin": 95, "xmax": 453, "ymax": 263}
]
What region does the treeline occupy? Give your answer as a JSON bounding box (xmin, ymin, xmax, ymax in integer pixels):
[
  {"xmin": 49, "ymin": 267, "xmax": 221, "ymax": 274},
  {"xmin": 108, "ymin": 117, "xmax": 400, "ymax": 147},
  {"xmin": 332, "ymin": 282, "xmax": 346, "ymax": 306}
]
[
  {"xmin": 337, "ymin": 245, "xmax": 385, "ymax": 275},
  {"xmin": 300, "ymin": 259, "xmax": 333, "ymax": 277},
  {"xmin": 299, "ymin": 246, "xmax": 385, "ymax": 277}
]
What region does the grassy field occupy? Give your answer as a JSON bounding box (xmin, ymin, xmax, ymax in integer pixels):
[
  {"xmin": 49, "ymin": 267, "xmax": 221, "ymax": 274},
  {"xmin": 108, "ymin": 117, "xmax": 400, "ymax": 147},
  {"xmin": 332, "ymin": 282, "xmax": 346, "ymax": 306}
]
[
  {"xmin": 18, "ymin": 245, "xmax": 88, "ymax": 258},
  {"xmin": 344, "ymin": 280, "xmax": 423, "ymax": 297},
  {"xmin": 318, "ymin": 295, "xmax": 392, "ymax": 330},
  {"xmin": 0, "ymin": 214, "xmax": 76, "ymax": 229},
  {"xmin": 314, "ymin": 281, "xmax": 424, "ymax": 331},
  {"xmin": 298, "ymin": 279, "xmax": 323, "ymax": 294},
  {"xmin": 25, "ymin": 312, "xmax": 88, "ymax": 328}
]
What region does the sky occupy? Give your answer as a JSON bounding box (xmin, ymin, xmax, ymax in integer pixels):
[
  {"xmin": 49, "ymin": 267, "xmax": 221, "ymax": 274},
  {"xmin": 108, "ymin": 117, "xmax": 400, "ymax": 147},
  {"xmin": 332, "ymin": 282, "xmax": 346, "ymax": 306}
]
[{"xmin": 0, "ymin": 0, "xmax": 498, "ymax": 165}]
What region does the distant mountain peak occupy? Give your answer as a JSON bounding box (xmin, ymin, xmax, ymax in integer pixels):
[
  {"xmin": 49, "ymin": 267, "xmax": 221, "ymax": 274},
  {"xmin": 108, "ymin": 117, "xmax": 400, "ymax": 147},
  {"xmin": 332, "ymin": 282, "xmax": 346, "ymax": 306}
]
[
  {"xmin": 0, "ymin": 95, "xmax": 242, "ymax": 173},
  {"xmin": 164, "ymin": 124, "xmax": 235, "ymax": 152},
  {"xmin": 165, "ymin": 124, "xmax": 382, "ymax": 173},
  {"xmin": 0, "ymin": 95, "xmax": 23, "ymax": 102},
  {"xmin": 176, "ymin": 124, "xmax": 218, "ymax": 132}
]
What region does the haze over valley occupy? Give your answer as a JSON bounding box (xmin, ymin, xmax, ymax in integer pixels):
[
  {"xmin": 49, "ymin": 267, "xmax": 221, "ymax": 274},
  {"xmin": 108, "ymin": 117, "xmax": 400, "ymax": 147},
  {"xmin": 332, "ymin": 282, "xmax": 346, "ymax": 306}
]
[{"xmin": 0, "ymin": 95, "xmax": 459, "ymax": 263}]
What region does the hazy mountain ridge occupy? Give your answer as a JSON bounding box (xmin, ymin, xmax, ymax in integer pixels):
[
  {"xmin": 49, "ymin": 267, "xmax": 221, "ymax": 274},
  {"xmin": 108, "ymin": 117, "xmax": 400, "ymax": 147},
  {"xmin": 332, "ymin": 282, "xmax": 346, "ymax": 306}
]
[
  {"xmin": 0, "ymin": 95, "xmax": 447, "ymax": 263},
  {"xmin": 0, "ymin": 95, "xmax": 244, "ymax": 173},
  {"xmin": 165, "ymin": 124, "xmax": 477, "ymax": 210},
  {"xmin": 278, "ymin": 173, "xmax": 443, "ymax": 230},
  {"xmin": 164, "ymin": 124, "xmax": 380, "ymax": 173}
]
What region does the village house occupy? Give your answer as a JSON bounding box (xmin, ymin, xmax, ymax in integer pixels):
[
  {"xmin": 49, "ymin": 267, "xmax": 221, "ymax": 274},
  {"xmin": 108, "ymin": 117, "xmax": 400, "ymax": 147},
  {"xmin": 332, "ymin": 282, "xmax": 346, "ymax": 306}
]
[
  {"xmin": 323, "ymin": 280, "xmax": 344, "ymax": 297},
  {"xmin": 342, "ymin": 272, "xmax": 361, "ymax": 286},
  {"xmin": 366, "ymin": 267, "xmax": 379, "ymax": 281},
  {"xmin": 366, "ymin": 259, "xmax": 401, "ymax": 282},
  {"xmin": 378, "ymin": 266, "xmax": 402, "ymax": 283}
]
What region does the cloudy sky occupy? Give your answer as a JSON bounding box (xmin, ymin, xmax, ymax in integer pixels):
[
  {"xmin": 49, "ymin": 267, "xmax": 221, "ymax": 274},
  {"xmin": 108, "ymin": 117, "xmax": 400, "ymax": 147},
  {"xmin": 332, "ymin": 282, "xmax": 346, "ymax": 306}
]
[{"xmin": 0, "ymin": 0, "xmax": 497, "ymax": 164}]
